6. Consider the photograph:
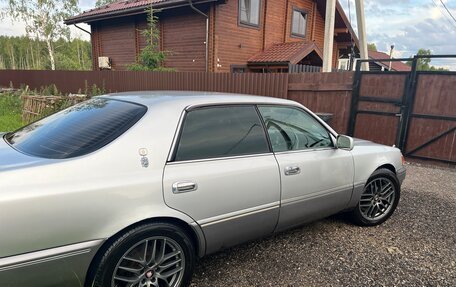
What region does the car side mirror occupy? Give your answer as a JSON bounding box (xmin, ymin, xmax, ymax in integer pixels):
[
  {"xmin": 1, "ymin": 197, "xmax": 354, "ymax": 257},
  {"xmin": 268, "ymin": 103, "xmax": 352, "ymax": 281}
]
[{"xmin": 337, "ymin": 135, "xmax": 354, "ymax": 151}]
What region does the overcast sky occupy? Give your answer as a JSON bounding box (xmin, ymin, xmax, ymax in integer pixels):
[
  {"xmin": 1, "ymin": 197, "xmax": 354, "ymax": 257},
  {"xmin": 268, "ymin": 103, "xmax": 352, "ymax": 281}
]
[
  {"xmin": 340, "ymin": 0, "xmax": 456, "ymax": 69},
  {"xmin": 1, "ymin": 0, "xmax": 455, "ymax": 69}
]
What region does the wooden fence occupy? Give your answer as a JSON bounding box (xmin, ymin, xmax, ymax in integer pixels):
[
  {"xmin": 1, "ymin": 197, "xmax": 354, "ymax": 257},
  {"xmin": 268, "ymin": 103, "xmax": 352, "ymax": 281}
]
[
  {"xmin": 0, "ymin": 69, "xmax": 454, "ymax": 166},
  {"xmin": 21, "ymin": 94, "xmax": 87, "ymax": 123},
  {"xmin": 287, "ymin": 72, "xmax": 353, "ymax": 133},
  {"xmin": 0, "ymin": 70, "xmax": 289, "ymax": 99},
  {"xmin": 0, "ymin": 70, "xmax": 352, "ymax": 133}
]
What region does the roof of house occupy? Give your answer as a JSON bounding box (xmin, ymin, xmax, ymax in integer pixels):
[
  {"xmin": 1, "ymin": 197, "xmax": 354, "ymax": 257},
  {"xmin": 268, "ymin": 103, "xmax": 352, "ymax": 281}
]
[
  {"xmin": 368, "ymin": 50, "xmax": 411, "ymax": 72},
  {"xmin": 65, "ymin": 0, "xmax": 217, "ymax": 24},
  {"xmin": 248, "ymin": 42, "xmax": 323, "ymax": 65}
]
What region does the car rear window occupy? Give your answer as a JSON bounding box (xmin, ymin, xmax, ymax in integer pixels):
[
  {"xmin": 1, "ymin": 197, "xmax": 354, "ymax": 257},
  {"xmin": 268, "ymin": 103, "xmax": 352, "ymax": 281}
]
[{"xmin": 4, "ymin": 98, "xmax": 147, "ymax": 159}]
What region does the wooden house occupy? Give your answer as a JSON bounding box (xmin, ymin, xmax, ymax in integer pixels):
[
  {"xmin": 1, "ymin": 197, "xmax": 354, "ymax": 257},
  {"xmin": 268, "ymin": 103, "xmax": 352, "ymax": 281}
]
[{"xmin": 65, "ymin": 0, "xmax": 359, "ymax": 72}]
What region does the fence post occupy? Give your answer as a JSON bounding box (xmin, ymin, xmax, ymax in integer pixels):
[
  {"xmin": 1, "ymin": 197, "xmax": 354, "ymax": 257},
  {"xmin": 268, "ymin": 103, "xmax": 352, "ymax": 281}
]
[
  {"xmin": 347, "ymin": 60, "xmax": 363, "ymax": 136},
  {"xmin": 397, "ymin": 56, "xmax": 419, "ymax": 151}
]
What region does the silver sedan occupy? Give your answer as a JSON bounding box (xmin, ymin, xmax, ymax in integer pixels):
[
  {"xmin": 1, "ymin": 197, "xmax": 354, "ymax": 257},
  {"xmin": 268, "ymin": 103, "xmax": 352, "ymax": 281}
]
[{"xmin": 0, "ymin": 92, "xmax": 406, "ymax": 287}]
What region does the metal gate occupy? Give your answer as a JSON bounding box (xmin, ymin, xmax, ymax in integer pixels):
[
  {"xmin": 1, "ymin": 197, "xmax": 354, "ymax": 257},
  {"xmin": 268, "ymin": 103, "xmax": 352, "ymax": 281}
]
[{"xmin": 348, "ymin": 55, "xmax": 456, "ymax": 166}]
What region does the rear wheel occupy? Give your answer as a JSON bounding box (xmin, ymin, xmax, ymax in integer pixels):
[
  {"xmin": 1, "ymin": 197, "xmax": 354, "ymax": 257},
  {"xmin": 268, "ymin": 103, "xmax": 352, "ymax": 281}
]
[
  {"xmin": 91, "ymin": 223, "xmax": 195, "ymax": 287},
  {"xmin": 350, "ymin": 168, "xmax": 400, "ymax": 226}
]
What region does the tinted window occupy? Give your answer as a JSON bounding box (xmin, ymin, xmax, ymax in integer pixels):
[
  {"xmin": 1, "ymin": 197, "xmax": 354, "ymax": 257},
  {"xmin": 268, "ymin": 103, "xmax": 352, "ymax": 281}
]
[
  {"xmin": 292, "ymin": 9, "xmax": 307, "ymax": 37},
  {"xmin": 240, "ymin": 0, "xmax": 261, "ymax": 26},
  {"xmin": 5, "ymin": 98, "xmax": 147, "ymax": 159},
  {"xmin": 258, "ymin": 106, "xmax": 333, "ymax": 152},
  {"xmin": 175, "ymin": 106, "xmax": 269, "ymax": 161}
]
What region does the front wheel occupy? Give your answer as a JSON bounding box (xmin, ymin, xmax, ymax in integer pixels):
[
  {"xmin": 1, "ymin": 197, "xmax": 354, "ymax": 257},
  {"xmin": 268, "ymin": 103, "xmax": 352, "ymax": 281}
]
[
  {"xmin": 350, "ymin": 168, "xmax": 401, "ymax": 226},
  {"xmin": 91, "ymin": 223, "xmax": 195, "ymax": 287}
]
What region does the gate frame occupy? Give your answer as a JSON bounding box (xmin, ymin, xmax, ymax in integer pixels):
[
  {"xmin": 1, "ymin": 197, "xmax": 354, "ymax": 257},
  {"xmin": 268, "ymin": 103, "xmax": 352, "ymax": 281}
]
[{"xmin": 348, "ymin": 55, "xmax": 456, "ymax": 165}]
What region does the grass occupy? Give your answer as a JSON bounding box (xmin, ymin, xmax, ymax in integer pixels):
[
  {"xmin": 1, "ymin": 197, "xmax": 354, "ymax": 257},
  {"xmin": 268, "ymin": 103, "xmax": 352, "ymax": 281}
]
[{"xmin": 0, "ymin": 93, "xmax": 24, "ymax": 132}]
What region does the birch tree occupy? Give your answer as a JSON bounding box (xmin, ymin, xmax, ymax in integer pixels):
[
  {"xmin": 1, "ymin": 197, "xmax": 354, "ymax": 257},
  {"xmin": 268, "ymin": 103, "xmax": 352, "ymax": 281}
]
[{"xmin": 1, "ymin": 0, "xmax": 80, "ymax": 70}]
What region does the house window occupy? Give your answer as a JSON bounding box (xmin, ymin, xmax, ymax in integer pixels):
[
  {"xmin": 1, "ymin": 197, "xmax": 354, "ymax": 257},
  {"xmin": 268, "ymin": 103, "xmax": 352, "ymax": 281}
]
[
  {"xmin": 231, "ymin": 64, "xmax": 248, "ymax": 73},
  {"xmin": 239, "ymin": 0, "xmax": 261, "ymax": 27},
  {"xmin": 291, "ymin": 9, "xmax": 307, "ymax": 37}
]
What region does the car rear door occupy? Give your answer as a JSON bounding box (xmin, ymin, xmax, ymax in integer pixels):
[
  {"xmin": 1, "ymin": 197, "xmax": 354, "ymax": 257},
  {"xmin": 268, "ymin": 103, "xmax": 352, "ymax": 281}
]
[
  {"xmin": 257, "ymin": 105, "xmax": 354, "ymax": 231},
  {"xmin": 163, "ymin": 105, "xmax": 281, "ymax": 254}
]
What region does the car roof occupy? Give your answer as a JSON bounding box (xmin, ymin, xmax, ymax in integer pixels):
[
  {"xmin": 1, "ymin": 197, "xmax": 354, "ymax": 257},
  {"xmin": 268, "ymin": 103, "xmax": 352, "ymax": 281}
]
[{"xmin": 98, "ymin": 91, "xmax": 299, "ymax": 109}]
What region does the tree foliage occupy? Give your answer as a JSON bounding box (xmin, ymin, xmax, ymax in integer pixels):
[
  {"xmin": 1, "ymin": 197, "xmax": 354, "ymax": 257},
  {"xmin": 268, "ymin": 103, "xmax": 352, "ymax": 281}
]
[
  {"xmin": 0, "ymin": 35, "xmax": 92, "ymax": 70},
  {"xmin": 367, "ymin": 43, "xmax": 377, "ymax": 52},
  {"xmin": 407, "ymin": 49, "xmax": 449, "ymax": 71},
  {"xmin": 95, "ymin": 0, "xmax": 118, "ymax": 7},
  {"xmin": 0, "ymin": 0, "xmax": 80, "ymax": 70},
  {"xmin": 127, "ymin": 6, "xmax": 172, "ymax": 71}
]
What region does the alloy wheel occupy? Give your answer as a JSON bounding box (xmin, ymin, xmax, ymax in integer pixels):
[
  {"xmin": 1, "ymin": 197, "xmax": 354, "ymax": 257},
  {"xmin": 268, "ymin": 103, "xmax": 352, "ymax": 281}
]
[
  {"xmin": 359, "ymin": 177, "xmax": 396, "ymax": 221},
  {"xmin": 112, "ymin": 236, "xmax": 185, "ymax": 287}
]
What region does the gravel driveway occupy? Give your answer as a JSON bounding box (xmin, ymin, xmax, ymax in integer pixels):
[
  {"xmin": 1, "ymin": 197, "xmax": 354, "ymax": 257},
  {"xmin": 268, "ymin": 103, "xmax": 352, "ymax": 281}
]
[{"xmin": 191, "ymin": 163, "xmax": 456, "ymax": 286}]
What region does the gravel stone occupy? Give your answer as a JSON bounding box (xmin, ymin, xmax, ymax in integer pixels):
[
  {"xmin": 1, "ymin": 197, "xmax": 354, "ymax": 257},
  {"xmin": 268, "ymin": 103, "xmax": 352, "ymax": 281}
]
[{"xmin": 190, "ymin": 163, "xmax": 456, "ymax": 286}]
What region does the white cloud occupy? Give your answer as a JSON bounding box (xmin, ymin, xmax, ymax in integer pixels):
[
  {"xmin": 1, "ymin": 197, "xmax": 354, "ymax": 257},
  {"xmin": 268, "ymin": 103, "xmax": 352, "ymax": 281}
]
[
  {"xmin": 0, "ymin": 15, "xmax": 91, "ymax": 41},
  {"xmin": 341, "ymin": 0, "xmax": 456, "ymax": 70},
  {"xmin": 431, "ymin": 6, "xmax": 444, "ymax": 20},
  {"xmin": 0, "ymin": 1, "xmax": 92, "ymax": 40},
  {"xmin": 0, "ymin": 16, "xmax": 27, "ymax": 36}
]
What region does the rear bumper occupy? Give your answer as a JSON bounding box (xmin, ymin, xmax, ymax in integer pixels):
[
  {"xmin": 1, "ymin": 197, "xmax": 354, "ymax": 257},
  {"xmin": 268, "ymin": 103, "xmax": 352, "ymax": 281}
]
[{"xmin": 397, "ymin": 167, "xmax": 406, "ymax": 185}]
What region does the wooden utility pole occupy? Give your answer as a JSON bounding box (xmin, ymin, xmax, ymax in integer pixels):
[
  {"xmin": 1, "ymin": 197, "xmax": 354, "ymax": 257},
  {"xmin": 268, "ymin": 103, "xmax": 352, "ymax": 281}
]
[
  {"xmin": 322, "ymin": 0, "xmax": 336, "ymax": 72},
  {"xmin": 355, "ymin": 0, "xmax": 369, "ymax": 71}
]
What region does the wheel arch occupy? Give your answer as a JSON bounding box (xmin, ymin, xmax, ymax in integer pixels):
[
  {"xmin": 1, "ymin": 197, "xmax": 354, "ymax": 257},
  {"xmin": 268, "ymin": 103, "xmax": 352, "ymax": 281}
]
[
  {"xmin": 376, "ymin": 163, "xmax": 396, "ymax": 174},
  {"xmin": 84, "ymin": 216, "xmax": 204, "ymax": 287},
  {"xmin": 348, "ymin": 161, "xmax": 399, "ymax": 210}
]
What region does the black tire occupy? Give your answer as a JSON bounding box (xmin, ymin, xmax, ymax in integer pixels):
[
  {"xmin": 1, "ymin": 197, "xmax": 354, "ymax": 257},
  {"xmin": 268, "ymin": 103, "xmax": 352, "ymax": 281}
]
[
  {"xmin": 350, "ymin": 168, "xmax": 401, "ymax": 226},
  {"xmin": 90, "ymin": 222, "xmax": 195, "ymax": 287}
]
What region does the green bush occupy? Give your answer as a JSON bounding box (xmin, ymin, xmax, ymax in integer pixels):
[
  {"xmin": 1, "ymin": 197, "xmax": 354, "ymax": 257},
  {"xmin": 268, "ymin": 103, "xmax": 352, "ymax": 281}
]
[{"xmin": 0, "ymin": 92, "xmax": 23, "ymax": 132}]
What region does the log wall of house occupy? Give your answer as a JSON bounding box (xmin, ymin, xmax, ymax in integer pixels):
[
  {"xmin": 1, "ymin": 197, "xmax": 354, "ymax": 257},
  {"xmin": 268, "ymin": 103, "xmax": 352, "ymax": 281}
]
[
  {"xmin": 89, "ymin": 0, "xmax": 344, "ymax": 72},
  {"xmin": 213, "ymin": 0, "xmax": 265, "ymax": 72},
  {"xmin": 93, "ymin": 17, "xmax": 137, "ymax": 70},
  {"xmin": 263, "ymin": 0, "xmax": 287, "ymax": 49},
  {"xmin": 161, "ymin": 6, "xmax": 208, "ymax": 72},
  {"xmin": 313, "ymin": 3, "xmax": 326, "ymax": 50},
  {"xmin": 90, "ymin": 7, "xmax": 207, "ymax": 72},
  {"xmin": 135, "ymin": 15, "xmax": 149, "ymax": 53},
  {"xmin": 91, "ymin": 26, "xmax": 100, "ymax": 71},
  {"xmin": 212, "ymin": 0, "xmax": 338, "ymax": 72}
]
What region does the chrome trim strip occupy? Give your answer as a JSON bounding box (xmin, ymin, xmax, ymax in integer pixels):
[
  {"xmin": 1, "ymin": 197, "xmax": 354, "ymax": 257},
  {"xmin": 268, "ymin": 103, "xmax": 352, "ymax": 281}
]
[
  {"xmin": 281, "ymin": 184, "xmax": 353, "ymax": 206},
  {"xmin": 167, "ymin": 152, "xmax": 274, "ymax": 165},
  {"xmin": 274, "ymin": 147, "xmax": 337, "ymax": 155},
  {"xmin": 354, "ymin": 182, "xmax": 366, "ymax": 188},
  {"xmin": 199, "ymin": 202, "xmax": 280, "ymax": 227},
  {"xmin": 184, "ymin": 102, "xmax": 303, "ymax": 112},
  {"xmin": 0, "ymin": 239, "xmax": 104, "ymax": 272}
]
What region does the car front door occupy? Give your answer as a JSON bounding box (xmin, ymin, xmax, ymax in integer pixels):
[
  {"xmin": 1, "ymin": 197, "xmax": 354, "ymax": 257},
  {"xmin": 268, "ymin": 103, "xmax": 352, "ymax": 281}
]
[
  {"xmin": 163, "ymin": 105, "xmax": 281, "ymax": 254},
  {"xmin": 257, "ymin": 105, "xmax": 354, "ymax": 231}
]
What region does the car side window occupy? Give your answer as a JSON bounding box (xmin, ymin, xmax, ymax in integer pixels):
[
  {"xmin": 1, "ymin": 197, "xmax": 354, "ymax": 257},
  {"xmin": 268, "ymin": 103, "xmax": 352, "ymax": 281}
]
[
  {"xmin": 174, "ymin": 105, "xmax": 270, "ymax": 161},
  {"xmin": 258, "ymin": 106, "xmax": 333, "ymax": 152}
]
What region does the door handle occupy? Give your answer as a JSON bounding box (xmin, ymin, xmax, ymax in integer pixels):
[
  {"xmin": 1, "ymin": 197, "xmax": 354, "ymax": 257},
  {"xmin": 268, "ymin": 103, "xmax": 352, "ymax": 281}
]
[
  {"xmin": 172, "ymin": 181, "xmax": 198, "ymax": 194},
  {"xmin": 285, "ymin": 166, "xmax": 301, "ymax": 176}
]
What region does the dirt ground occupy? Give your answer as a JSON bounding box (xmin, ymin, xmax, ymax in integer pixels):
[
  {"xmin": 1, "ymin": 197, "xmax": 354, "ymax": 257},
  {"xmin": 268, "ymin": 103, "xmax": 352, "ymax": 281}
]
[{"xmin": 191, "ymin": 163, "xmax": 456, "ymax": 286}]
